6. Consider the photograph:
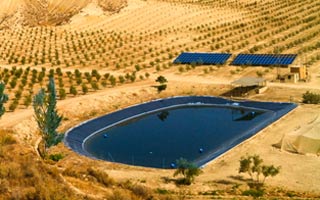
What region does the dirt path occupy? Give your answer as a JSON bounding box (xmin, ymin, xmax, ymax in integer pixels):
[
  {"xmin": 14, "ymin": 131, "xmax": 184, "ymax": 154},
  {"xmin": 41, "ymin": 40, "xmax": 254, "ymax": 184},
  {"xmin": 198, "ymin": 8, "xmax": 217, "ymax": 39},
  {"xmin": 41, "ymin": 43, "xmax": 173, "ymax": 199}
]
[
  {"xmin": 1, "ymin": 72, "xmax": 319, "ymax": 130},
  {"xmin": 0, "ymin": 80, "xmax": 153, "ymax": 129},
  {"xmin": 269, "ymin": 82, "xmax": 320, "ymax": 90}
]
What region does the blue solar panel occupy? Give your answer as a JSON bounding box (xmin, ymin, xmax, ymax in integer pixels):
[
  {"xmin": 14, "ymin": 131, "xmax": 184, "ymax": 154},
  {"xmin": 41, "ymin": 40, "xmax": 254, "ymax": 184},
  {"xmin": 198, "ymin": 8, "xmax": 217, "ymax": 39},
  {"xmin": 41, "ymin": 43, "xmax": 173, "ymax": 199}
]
[
  {"xmin": 231, "ymin": 54, "xmax": 297, "ymax": 66},
  {"xmin": 173, "ymin": 52, "xmax": 232, "ymax": 65}
]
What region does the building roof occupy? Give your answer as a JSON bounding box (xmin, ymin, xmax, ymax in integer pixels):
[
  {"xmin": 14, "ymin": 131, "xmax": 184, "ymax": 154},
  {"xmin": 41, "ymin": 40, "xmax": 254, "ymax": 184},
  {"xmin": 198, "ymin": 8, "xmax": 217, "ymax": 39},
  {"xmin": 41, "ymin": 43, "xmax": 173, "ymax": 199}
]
[{"xmin": 231, "ymin": 77, "xmax": 266, "ymax": 87}]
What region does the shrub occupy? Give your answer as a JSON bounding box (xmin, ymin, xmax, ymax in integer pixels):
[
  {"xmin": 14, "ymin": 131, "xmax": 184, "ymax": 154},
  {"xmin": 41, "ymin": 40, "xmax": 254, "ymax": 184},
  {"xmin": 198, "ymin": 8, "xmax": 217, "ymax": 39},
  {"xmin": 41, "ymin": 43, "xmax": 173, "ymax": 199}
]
[
  {"xmin": 108, "ymin": 190, "xmax": 132, "ymax": 200},
  {"xmin": 9, "ymin": 100, "xmax": 19, "ymax": 112},
  {"xmin": 0, "ymin": 134, "xmax": 16, "ymax": 146},
  {"xmin": 91, "ymin": 69, "xmax": 99, "ymax": 77},
  {"xmin": 48, "ymin": 153, "xmax": 64, "ymax": 162},
  {"xmin": 24, "ymin": 95, "xmax": 32, "ymax": 108},
  {"xmin": 9, "ymin": 78, "xmax": 17, "ymax": 89},
  {"xmin": 101, "ymin": 80, "xmax": 107, "ymax": 87},
  {"xmin": 104, "ymin": 73, "xmax": 110, "ymax": 80},
  {"xmin": 87, "ymin": 168, "xmax": 114, "ymax": 187},
  {"xmin": 74, "ymin": 69, "xmax": 81, "ymax": 78},
  {"xmin": 56, "ymin": 68, "xmax": 62, "ymax": 76},
  {"xmin": 48, "ymin": 69, "xmax": 55, "ymax": 78},
  {"xmin": 156, "ymin": 188, "xmax": 171, "ymax": 195},
  {"xmin": 173, "ymin": 158, "xmax": 202, "ymax": 185},
  {"xmin": 239, "ymin": 154, "xmax": 280, "ymax": 189},
  {"xmin": 69, "ymin": 85, "xmax": 77, "ymax": 96},
  {"xmin": 38, "ymin": 71, "xmax": 45, "ymax": 83},
  {"xmin": 256, "ymin": 71, "xmax": 264, "ymax": 77},
  {"xmin": 72, "ymin": 77, "xmax": 80, "ymax": 85},
  {"xmin": 82, "ymin": 84, "xmax": 89, "ymax": 94},
  {"xmin": 59, "ymin": 88, "xmax": 66, "ymax": 100},
  {"xmin": 119, "ymin": 75, "xmax": 125, "ymax": 84},
  {"xmin": 14, "ymin": 90, "xmax": 22, "ymax": 99},
  {"xmin": 130, "ymin": 74, "xmax": 136, "ymax": 82},
  {"xmin": 302, "ymin": 91, "xmax": 320, "ymax": 104},
  {"xmin": 91, "ymin": 81, "xmax": 99, "ymax": 91},
  {"xmin": 109, "ymin": 76, "xmax": 116, "ymax": 86},
  {"xmin": 242, "ymin": 188, "xmax": 264, "ymax": 197},
  {"xmin": 128, "ymin": 184, "xmax": 152, "ymax": 199},
  {"xmin": 121, "ymin": 181, "xmax": 153, "ymax": 199},
  {"xmin": 135, "ymin": 65, "xmax": 141, "ymax": 71},
  {"xmin": 156, "ymin": 76, "xmax": 167, "ymax": 84}
]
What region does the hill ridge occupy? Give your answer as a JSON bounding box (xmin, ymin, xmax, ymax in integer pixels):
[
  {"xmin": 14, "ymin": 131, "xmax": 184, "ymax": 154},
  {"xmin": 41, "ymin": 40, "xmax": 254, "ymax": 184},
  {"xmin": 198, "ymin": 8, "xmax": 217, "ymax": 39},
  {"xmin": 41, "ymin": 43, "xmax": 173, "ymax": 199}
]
[{"xmin": 0, "ymin": 0, "xmax": 127, "ymax": 28}]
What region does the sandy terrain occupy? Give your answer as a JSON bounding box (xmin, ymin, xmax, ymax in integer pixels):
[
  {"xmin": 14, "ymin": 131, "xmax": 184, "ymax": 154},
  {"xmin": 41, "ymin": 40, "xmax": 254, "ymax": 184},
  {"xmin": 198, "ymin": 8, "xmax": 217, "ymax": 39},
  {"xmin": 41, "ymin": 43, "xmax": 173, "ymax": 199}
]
[{"xmin": 0, "ymin": 0, "xmax": 126, "ymax": 27}]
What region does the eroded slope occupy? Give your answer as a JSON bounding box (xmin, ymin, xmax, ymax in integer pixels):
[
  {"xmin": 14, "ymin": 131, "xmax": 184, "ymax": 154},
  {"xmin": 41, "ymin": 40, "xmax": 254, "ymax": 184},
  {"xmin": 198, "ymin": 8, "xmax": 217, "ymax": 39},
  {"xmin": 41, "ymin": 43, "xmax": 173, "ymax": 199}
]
[{"xmin": 0, "ymin": 0, "xmax": 127, "ymax": 28}]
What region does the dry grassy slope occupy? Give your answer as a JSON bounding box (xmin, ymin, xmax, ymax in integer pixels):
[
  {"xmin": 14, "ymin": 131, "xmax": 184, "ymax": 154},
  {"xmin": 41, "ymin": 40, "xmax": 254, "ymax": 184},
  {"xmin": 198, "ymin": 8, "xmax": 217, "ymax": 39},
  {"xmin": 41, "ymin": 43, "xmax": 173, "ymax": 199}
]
[{"xmin": 0, "ymin": 0, "xmax": 127, "ymax": 27}]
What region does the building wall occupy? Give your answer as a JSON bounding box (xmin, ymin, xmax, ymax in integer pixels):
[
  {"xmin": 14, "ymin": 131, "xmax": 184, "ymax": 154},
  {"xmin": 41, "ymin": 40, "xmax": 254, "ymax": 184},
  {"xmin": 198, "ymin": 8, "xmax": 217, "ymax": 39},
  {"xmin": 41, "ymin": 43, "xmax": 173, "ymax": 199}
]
[{"xmin": 290, "ymin": 66, "xmax": 307, "ymax": 80}]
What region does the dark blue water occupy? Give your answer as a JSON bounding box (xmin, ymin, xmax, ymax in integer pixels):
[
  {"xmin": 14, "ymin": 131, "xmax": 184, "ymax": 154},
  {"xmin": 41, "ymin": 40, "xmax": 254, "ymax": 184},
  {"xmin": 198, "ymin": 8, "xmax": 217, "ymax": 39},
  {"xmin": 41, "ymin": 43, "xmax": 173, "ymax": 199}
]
[{"xmin": 84, "ymin": 106, "xmax": 272, "ymax": 168}]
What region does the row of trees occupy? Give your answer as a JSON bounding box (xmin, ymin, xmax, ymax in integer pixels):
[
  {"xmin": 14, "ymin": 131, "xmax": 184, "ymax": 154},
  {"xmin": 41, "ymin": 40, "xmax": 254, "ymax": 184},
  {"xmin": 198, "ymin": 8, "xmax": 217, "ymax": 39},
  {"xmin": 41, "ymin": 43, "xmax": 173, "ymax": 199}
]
[
  {"xmin": 0, "ymin": 65, "xmax": 152, "ymax": 112},
  {"xmin": 172, "ymin": 153, "xmax": 280, "ymax": 196}
]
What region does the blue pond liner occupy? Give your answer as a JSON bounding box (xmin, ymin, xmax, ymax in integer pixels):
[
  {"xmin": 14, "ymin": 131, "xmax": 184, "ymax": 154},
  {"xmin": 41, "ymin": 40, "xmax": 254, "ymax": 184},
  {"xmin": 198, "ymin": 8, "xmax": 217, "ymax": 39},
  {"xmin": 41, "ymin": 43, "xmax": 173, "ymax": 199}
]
[{"xmin": 64, "ymin": 96, "xmax": 297, "ymax": 168}]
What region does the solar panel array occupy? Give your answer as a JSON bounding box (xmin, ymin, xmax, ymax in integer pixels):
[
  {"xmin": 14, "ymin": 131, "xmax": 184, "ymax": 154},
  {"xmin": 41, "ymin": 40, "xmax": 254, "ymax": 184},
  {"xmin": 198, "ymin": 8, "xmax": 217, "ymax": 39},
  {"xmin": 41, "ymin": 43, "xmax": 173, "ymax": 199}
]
[
  {"xmin": 231, "ymin": 54, "xmax": 297, "ymax": 66},
  {"xmin": 173, "ymin": 52, "xmax": 232, "ymax": 65}
]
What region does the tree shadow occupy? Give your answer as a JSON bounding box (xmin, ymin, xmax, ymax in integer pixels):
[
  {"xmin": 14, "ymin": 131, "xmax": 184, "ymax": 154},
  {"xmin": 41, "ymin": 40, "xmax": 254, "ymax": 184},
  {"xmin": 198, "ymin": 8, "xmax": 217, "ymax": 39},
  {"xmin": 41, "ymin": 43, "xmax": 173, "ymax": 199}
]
[
  {"xmin": 157, "ymin": 110, "xmax": 169, "ymax": 122},
  {"xmin": 228, "ymin": 175, "xmax": 251, "ymax": 182},
  {"xmin": 161, "ymin": 176, "xmax": 175, "ymax": 184},
  {"xmin": 212, "ymin": 179, "xmax": 236, "ymax": 185},
  {"xmin": 161, "ymin": 177, "xmax": 191, "ymax": 186},
  {"xmin": 151, "ymin": 84, "xmax": 167, "ymax": 93}
]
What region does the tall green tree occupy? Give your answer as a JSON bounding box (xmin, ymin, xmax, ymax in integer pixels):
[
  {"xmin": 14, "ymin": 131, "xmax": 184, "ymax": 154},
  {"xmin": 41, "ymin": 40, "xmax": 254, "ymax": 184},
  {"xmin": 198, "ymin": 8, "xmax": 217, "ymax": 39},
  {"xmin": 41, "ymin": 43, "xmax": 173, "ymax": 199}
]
[
  {"xmin": 0, "ymin": 83, "xmax": 9, "ymax": 118},
  {"xmin": 33, "ymin": 77, "xmax": 63, "ymax": 157}
]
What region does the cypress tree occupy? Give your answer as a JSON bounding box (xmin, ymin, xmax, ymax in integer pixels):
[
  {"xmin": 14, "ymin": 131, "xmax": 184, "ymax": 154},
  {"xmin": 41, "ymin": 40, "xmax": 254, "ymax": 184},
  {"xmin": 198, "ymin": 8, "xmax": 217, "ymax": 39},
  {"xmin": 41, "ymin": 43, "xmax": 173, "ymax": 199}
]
[{"xmin": 33, "ymin": 78, "xmax": 63, "ymax": 156}]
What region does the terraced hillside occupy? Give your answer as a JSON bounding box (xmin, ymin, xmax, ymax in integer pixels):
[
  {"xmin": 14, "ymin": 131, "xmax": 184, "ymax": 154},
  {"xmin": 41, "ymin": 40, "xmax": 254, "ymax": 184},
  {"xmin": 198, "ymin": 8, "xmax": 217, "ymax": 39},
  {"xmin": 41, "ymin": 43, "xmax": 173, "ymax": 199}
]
[
  {"xmin": 0, "ymin": 0, "xmax": 319, "ymax": 110},
  {"xmin": 0, "ymin": 0, "xmax": 127, "ymax": 27}
]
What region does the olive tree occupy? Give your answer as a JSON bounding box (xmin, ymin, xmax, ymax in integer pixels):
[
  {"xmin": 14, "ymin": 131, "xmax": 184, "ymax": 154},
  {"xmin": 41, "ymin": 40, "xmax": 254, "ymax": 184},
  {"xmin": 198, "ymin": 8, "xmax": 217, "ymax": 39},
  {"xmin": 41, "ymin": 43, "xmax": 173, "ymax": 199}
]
[
  {"xmin": 155, "ymin": 75, "xmax": 168, "ymax": 93},
  {"xmin": 156, "ymin": 75, "xmax": 167, "ymax": 84},
  {"xmin": 173, "ymin": 158, "xmax": 202, "ymax": 185},
  {"xmin": 239, "ymin": 154, "xmax": 280, "ymax": 188}
]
